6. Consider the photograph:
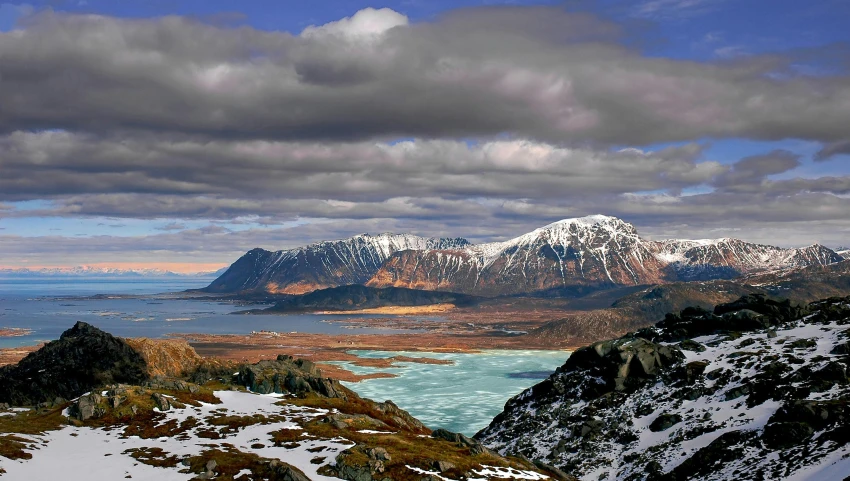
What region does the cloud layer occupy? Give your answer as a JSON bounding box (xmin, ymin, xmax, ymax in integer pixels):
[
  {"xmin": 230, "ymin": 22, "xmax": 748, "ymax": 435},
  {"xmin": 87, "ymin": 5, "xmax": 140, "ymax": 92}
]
[{"xmin": 1, "ymin": 5, "xmax": 849, "ymax": 266}]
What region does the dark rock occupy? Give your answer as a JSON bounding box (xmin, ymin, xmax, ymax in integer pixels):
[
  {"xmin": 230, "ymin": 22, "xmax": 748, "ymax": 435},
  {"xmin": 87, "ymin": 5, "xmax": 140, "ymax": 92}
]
[
  {"xmin": 237, "ymin": 356, "xmax": 347, "ymax": 399},
  {"xmin": 432, "ymin": 460, "xmax": 456, "ymax": 472},
  {"xmin": 649, "ymin": 413, "xmax": 683, "ymax": 432},
  {"xmin": 762, "ymin": 422, "xmax": 815, "ymax": 449},
  {"xmin": 151, "ymin": 393, "xmax": 171, "ymax": 411},
  {"xmin": 69, "ymin": 393, "xmax": 105, "ymax": 421},
  {"xmin": 433, "ymin": 429, "xmax": 492, "ymax": 455},
  {"xmin": 678, "ymin": 339, "xmax": 706, "ymax": 352},
  {"xmin": 0, "ymin": 322, "xmax": 149, "ymax": 406}
]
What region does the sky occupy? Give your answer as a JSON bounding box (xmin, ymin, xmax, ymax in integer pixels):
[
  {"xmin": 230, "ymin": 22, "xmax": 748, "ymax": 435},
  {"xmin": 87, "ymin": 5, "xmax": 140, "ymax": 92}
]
[{"xmin": 1, "ymin": 0, "xmax": 849, "ymax": 271}]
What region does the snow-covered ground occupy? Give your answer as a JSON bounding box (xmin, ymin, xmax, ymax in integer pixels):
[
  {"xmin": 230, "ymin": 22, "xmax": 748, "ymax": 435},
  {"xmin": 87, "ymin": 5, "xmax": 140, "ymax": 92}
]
[{"xmin": 0, "ymin": 390, "xmax": 550, "ymax": 480}]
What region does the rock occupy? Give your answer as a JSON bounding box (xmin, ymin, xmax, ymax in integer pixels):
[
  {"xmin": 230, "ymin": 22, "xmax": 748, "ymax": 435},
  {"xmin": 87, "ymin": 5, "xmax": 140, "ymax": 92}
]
[
  {"xmin": 70, "ymin": 393, "xmax": 105, "ymax": 421},
  {"xmin": 432, "ymin": 460, "xmax": 456, "ymax": 472},
  {"xmin": 558, "ymin": 337, "xmax": 684, "ymax": 395},
  {"xmin": 366, "ymin": 447, "xmax": 391, "ymax": 461},
  {"xmin": 151, "ymin": 393, "xmax": 171, "ymax": 411},
  {"xmin": 273, "ymin": 465, "xmax": 311, "ymax": 481},
  {"xmin": 0, "ymin": 321, "xmax": 149, "ymax": 406},
  {"xmin": 237, "ymin": 356, "xmax": 347, "ymax": 399},
  {"xmin": 432, "ymin": 428, "xmax": 491, "ymax": 455},
  {"xmin": 205, "ymin": 459, "xmax": 217, "ymax": 472},
  {"xmin": 678, "ymin": 339, "xmax": 706, "ymax": 352},
  {"xmin": 762, "ymin": 422, "xmax": 815, "ymax": 449},
  {"xmin": 649, "ymin": 413, "xmax": 682, "ymax": 432}
]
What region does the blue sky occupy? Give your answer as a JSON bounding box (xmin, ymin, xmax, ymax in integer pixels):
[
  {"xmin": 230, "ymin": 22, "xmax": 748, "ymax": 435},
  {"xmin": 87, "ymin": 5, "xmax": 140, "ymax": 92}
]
[{"xmin": 0, "ymin": 0, "xmax": 849, "ymax": 267}]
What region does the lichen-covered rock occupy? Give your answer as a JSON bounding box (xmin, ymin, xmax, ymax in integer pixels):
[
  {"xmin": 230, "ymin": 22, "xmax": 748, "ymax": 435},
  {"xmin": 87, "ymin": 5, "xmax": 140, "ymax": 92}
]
[{"xmin": 237, "ymin": 355, "xmax": 347, "ymax": 399}]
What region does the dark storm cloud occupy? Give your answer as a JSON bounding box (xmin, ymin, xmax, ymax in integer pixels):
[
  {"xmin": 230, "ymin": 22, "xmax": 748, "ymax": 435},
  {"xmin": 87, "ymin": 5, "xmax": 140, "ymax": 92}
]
[
  {"xmin": 0, "ymin": 132, "xmax": 723, "ymax": 204},
  {"xmin": 713, "ymin": 150, "xmax": 801, "ymax": 191},
  {"xmin": 816, "ymin": 140, "xmax": 850, "ymax": 161},
  {"xmin": 0, "ymin": 7, "xmax": 848, "ymax": 144}
]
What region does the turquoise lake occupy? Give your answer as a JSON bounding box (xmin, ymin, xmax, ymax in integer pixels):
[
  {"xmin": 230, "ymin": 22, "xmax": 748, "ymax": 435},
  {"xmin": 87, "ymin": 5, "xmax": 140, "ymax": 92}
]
[{"xmin": 332, "ymin": 349, "xmax": 570, "ymax": 436}]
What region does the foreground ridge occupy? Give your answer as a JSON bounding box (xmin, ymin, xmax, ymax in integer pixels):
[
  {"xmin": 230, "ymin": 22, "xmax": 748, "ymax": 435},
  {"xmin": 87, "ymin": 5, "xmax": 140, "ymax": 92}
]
[
  {"xmin": 0, "ymin": 323, "xmax": 559, "ymax": 481},
  {"xmin": 477, "ymin": 294, "xmax": 850, "ymax": 480}
]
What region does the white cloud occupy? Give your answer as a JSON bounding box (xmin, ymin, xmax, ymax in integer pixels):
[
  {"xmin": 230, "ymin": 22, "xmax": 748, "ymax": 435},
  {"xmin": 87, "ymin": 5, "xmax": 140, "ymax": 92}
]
[{"xmin": 300, "ymin": 7, "xmax": 408, "ymax": 40}]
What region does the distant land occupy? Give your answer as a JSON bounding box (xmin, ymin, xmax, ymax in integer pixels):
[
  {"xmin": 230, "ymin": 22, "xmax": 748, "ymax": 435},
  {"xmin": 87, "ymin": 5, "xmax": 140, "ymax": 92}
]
[{"xmin": 0, "ymin": 266, "xmax": 228, "ymax": 278}]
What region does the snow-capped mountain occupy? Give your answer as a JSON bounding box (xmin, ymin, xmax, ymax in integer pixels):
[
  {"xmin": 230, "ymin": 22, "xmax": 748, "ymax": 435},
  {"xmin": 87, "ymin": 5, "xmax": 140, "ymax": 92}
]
[
  {"xmin": 653, "ymin": 238, "xmax": 843, "ymax": 281},
  {"xmin": 476, "ymin": 294, "xmax": 850, "ymax": 480},
  {"xmin": 0, "ymin": 266, "xmax": 223, "ymax": 278},
  {"xmin": 368, "ymin": 215, "xmax": 669, "ymax": 296},
  {"xmin": 206, "ymin": 216, "xmax": 843, "ymax": 296},
  {"xmin": 839, "ymin": 249, "xmax": 850, "ymax": 260},
  {"xmin": 202, "ymin": 233, "xmax": 469, "ymax": 294}
]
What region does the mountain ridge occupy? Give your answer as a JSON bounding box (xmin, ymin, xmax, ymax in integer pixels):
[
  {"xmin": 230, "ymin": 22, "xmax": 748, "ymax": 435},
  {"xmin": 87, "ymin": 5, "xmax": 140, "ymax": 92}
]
[{"xmin": 204, "ymin": 215, "xmax": 843, "ymax": 297}]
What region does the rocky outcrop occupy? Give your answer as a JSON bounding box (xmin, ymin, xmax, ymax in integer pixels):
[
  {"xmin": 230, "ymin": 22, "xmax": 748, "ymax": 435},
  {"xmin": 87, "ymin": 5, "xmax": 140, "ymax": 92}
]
[
  {"xmin": 0, "ymin": 322, "xmax": 149, "ymax": 406},
  {"xmin": 477, "ymin": 295, "xmax": 850, "ymax": 480},
  {"xmin": 636, "ymin": 293, "xmax": 809, "ymax": 342},
  {"xmin": 237, "ymin": 355, "xmax": 347, "ymax": 399},
  {"xmin": 264, "ymin": 284, "xmax": 480, "ymax": 313}
]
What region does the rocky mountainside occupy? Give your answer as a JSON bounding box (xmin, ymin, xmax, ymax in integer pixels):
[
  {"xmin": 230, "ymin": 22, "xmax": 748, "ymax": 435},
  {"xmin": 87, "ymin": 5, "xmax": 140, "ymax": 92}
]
[
  {"xmin": 744, "ymin": 259, "xmax": 850, "ymax": 302},
  {"xmin": 262, "ymin": 284, "xmax": 481, "ymax": 313},
  {"xmin": 477, "ymin": 294, "xmax": 850, "ymax": 480},
  {"xmin": 202, "ymin": 234, "xmax": 469, "ymax": 294},
  {"xmin": 206, "ymin": 215, "xmax": 842, "ymax": 297}
]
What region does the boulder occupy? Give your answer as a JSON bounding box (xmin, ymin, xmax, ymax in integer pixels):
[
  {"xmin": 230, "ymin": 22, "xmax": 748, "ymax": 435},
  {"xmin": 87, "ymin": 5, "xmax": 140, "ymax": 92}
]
[{"xmin": 237, "ymin": 355, "xmax": 347, "ymax": 399}]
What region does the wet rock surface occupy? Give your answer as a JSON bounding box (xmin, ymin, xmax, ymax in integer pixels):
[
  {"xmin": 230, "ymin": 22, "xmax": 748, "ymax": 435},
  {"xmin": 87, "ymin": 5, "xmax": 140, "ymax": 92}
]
[{"xmin": 477, "ymin": 295, "xmax": 850, "ymax": 480}]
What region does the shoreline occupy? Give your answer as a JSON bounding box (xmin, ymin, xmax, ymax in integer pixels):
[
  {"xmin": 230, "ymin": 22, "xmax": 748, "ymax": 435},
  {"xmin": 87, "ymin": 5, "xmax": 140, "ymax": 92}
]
[{"xmin": 0, "ymin": 328, "xmax": 33, "ymax": 338}]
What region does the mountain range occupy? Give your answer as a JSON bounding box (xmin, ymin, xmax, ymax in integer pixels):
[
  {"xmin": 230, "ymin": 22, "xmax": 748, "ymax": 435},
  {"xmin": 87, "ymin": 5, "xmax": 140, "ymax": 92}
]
[{"xmin": 203, "ymin": 215, "xmax": 844, "ymax": 297}]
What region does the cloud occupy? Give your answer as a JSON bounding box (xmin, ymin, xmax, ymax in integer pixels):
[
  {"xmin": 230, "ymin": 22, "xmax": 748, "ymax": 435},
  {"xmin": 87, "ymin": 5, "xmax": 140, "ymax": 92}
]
[
  {"xmin": 816, "ymin": 140, "xmax": 850, "ymax": 161},
  {"xmin": 156, "ymin": 222, "xmax": 187, "ymax": 231},
  {"xmin": 713, "ymin": 150, "xmax": 801, "ymax": 191},
  {"xmin": 632, "ymin": 0, "xmax": 724, "ymax": 20},
  {"xmin": 0, "ymin": 7, "xmax": 847, "ymax": 145},
  {"xmin": 300, "ymin": 7, "xmax": 408, "ymax": 39},
  {"xmin": 0, "ymin": 132, "xmax": 725, "ymax": 205}
]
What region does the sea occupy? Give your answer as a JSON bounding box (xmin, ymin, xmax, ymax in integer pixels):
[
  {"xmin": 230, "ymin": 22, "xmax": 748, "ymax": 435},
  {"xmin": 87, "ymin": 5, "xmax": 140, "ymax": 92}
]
[{"xmin": 0, "ymin": 277, "xmax": 568, "ymax": 435}]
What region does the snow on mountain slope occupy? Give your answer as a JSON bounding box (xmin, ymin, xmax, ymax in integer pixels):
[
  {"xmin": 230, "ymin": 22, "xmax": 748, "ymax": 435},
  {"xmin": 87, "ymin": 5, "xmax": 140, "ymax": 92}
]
[
  {"xmin": 207, "ymin": 216, "xmax": 843, "ymax": 296},
  {"xmin": 839, "ymin": 250, "xmax": 850, "ymax": 260},
  {"xmin": 477, "ymin": 295, "xmax": 850, "ymax": 480},
  {"xmin": 369, "ymin": 216, "xmax": 840, "ymax": 296},
  {"xmin": 653, "ymin": 238, "xmax": 843, "ymax": 278},
  {"xmin": 202, "ymin": 233, "xmax": 469, "ymax": 294}
]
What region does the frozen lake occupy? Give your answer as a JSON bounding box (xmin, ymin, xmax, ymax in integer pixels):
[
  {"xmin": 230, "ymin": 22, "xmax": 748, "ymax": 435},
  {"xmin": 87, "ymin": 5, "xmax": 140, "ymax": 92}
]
[{"xmin": 332, "ymin": 349, "xmax": 569, "ymax": 436}]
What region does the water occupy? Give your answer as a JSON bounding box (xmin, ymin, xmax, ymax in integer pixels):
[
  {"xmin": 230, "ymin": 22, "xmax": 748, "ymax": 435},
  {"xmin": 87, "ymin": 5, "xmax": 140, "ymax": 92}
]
[
  {"xmin": 0, "ymin": 278, "xmax": 569, "ymax": 436},
  {"xmin": 0, "ymin": 278, "xmax": 415, "ymax": 347},
  {"xmin": 332, "ymin": 349, "xmax": 569, "ymax": 436}
]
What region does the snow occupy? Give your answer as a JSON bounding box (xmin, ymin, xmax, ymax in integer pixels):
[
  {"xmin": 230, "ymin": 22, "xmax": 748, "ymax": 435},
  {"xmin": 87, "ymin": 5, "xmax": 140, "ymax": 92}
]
[
  {"xmin": 0, "ymin": 389, "xmax": 558, "ymax": 481},
  {"xmin": 0, "ymin": 390, "xmax": 348, "ymax": 481}
]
